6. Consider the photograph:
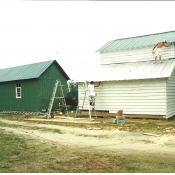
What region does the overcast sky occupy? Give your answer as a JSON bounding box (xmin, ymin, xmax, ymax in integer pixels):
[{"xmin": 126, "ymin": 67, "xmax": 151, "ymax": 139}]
[{"xmin": 0, "ymin": 1, "xmax": 175, "ymax": 80}]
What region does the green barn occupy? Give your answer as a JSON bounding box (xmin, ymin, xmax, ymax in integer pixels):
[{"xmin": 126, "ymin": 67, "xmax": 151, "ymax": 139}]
[{"xmin": 0, "ymin": 60, "xmax": 70, "ymax": 113}]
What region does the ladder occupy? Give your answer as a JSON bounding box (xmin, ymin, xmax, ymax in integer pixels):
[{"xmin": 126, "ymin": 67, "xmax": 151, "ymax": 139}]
[
  {"xmin": 46, "ymin": 80, "xmax": 68, "ymax": 119},
  {"xmin": 75, "ymin": 81, "xmax": 96, "ymax": 120}
]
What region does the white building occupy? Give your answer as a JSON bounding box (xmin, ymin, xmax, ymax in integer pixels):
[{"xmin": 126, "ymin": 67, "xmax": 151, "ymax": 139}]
[{"xmin": 77, "ymin": 30, "xmax": 175, "ymax": 119}]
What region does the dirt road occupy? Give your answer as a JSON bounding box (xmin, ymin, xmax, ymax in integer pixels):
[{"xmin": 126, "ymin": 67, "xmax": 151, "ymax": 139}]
[{"xmin": 1, "ymin": 117, "xmax": 175, "ymax": 156}]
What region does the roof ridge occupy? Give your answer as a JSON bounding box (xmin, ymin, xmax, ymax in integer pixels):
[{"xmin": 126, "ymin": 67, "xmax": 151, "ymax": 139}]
[
  {"xmin": 112, "ymin": 30, "xmax": 175, "ymax": 41},
  {"xmin": 0, "ymin": 60, "xmax": 55, "ymax": 70},
  {"xmin": 113, "ymin": 30, "xmax": 175, "ymax": 41}
]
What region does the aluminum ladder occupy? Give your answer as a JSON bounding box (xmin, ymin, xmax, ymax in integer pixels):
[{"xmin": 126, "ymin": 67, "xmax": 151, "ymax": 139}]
[
  {"xmin": 46, "ymin": 80, "xmax": 68, "ymax": 119},
  {"xmin": 75, "ymin": 81, "xmax": 96, "ymax": 120}
]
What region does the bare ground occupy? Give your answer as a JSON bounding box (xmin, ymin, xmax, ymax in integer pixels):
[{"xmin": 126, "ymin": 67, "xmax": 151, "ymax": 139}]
[{"xmin": 1, "ymin": 116, "xmax": 175, "ymax": 156}]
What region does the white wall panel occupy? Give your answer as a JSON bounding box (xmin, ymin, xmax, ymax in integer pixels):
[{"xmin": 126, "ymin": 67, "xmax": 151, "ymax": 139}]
[
  {"xmin": 100, "ymin": 45, "xmax": 174, "ymax": 65},
  {"xmin": 78, "ymin": 79, "xmax": 167, "ymax": 116},
  {"xmin": 166, "ymin": 68, "xmax": 175, "ymax": 118}
]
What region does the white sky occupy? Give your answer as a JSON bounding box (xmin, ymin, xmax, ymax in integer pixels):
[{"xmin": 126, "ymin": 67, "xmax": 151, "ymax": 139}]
[{"xmin": 0, "ymin": 1, "xmax": 175, "ymax": 80}]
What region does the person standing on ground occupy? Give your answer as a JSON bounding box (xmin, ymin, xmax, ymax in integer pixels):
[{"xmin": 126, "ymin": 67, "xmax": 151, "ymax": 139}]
[
  {"xmin": 88, "ymin": 81, "xmax": 101, "ymax": 107},
  {"xmin": 152, "ymin": 40, "xmax": 172, "ymax": 64}
]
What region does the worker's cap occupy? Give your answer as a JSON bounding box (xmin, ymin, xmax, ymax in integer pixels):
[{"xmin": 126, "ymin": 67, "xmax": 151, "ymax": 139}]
[
  {"xmin": 90, "ymin": 81, "xmax": 94, "ymax": 84},
  {"xmin": 162, "ymin": 39, "xmax": 167, "ymax": 43}
]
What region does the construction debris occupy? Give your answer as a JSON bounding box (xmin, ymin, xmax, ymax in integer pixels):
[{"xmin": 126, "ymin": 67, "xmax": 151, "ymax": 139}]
[
  {"xmin": 118, "ymin": 127, "xmax": 123, "ymax": 130},
  {"xmin": 86, "ymin": 127, "xmax": 101, "ymax": 130},
  {"xmin": 113, "ymin": 116, "xmax": 126, "ymax": 124},
  {"xmin": 143, "ymin": 133, "xmax": 160, "ymax": 137},
  {"xmin": 24, "ymin": 113, "xmax": 32, "ymax": 119},
  {"xmin": 166, "ymin": 127, "xmax": 175, "ymax": 133},
  {"xmin": 117, "ymin": 110, "xmax": 123, "ymax": 116},
  {"xmin": 165, "ymin": 127, "xmax": 173, "ymax": 130}
]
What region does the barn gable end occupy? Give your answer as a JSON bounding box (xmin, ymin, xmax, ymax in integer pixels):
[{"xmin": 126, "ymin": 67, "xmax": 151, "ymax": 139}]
[{"xmin": 38, "ymin": 61, "xmax": 69, "ymax": 111}]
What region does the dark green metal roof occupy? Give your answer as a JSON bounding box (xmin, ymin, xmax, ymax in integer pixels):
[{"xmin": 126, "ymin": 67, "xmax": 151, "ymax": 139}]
[
  {"xmin": 96, "ymin": 30, "xmax": 175, "ymax": 53},
  {"xmin": 0, "ymin": 60, "xmax": 69, "ymax": 82}
]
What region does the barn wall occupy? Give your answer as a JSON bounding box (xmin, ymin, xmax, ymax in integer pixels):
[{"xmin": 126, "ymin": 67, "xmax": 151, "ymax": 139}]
[
  {"xmin": 38, "ymin": 62, "xmax": 69, "ymax": 111},
  {"xmin": 166, "ymin": 68, "xmax": 175, "ymax": 119},
  {"xmin": 100, "ymin": 45, "xmax": 174, "ymax": 65},
  {"xmin": 0, "ymin": 62, "xmax": 69, "ymax": 112},
  {"xmin": 0, "ymin": 79, "xmax": 39, "ymax": 112},
  {"xmin": 78, "ymin": 78, "xmax": 167, "ymax": 115}
]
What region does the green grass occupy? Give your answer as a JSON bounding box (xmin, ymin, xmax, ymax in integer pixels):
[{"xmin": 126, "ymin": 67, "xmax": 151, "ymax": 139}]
[
  {"xmin": 0, "ymin": 129, "xmax": 28, "ymax": 172},
  {"xmin": 0, "ymin": 129, "xmax": 72, "ymax": 173},
  {"xmin": 0, "ymin": 131, "xmax": 27, "ymax": 160}
]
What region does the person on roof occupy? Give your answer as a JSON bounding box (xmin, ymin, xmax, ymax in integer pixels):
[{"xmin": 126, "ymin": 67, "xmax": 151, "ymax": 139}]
[
  {"xmin": 88, "ymin": 81, "xmax": 101, "ymax": 108},
  {"xmin": 152, "ymin": 40, "xmax": 172, "ymax": 64}
]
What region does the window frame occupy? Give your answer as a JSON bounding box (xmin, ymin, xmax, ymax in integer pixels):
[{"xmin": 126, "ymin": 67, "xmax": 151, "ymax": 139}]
[{"xmin": 16, "ymin": 83, "xmax": 22, "ymax": 98}]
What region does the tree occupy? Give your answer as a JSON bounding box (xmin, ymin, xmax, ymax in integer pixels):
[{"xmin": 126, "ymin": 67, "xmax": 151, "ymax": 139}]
[{"xmin": 67, "ymin": 80, "xmax": 78, "ymax": 98}]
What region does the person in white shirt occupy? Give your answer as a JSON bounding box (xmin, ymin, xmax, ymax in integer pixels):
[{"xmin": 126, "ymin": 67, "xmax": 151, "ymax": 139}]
[{"xmin": 88, "ymin": 81, "xmax": 101, "ymax": 107}]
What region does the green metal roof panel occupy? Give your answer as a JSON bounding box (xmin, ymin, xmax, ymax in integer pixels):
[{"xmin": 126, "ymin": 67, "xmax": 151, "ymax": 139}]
[
  {"xmin": 0, "ymin": 60, "xmax": 55, "ymax": 82},
  {"xmin": 96, "ymin": 30, "xmax": 175, "ymax": 53}
]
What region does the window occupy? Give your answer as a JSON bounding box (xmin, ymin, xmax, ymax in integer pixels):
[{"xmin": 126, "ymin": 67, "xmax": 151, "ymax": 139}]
[{"xmin": 16, "ymin": 83, "xmax": 21, "ymax": 98}]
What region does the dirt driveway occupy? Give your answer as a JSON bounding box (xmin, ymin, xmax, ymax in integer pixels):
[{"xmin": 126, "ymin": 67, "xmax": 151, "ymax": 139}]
[{"xmin": 1, "ymin": 116, "xmax": 175, "ymax": 156}]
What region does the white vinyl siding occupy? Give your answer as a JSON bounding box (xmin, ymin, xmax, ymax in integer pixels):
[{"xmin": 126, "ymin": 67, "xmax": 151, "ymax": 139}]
[
  {"xmin": 166, "ymin": 68, "xmax": 175, "ymax": 119},
  {"xmin": 78, "ymin": 78, "xmax": 167, "ymax": 116},
  {"xmin": 100, "ymin": 45, "xmax": 174, "ymax": 65}
]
